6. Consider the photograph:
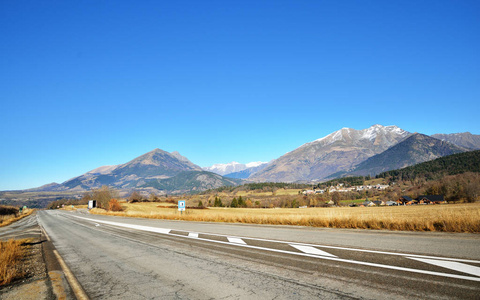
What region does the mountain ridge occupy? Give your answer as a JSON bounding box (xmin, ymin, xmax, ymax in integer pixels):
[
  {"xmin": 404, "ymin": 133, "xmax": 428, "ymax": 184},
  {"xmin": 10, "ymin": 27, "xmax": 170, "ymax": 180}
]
[
  {"xmin": 431, "ymin": 132, "xmax": 480, "ymax": 150},
  {"xmin": 345, "ymin": 133, "xmax": 468, "ymax": 177},
  {"xmin": 250, "ymin": 125, "xmax": 411, "ymax": 182}
]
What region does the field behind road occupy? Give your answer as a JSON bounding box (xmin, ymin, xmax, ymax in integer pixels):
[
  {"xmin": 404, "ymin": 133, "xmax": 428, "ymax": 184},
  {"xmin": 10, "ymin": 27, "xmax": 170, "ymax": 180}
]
[{"xmin": 91, "ymin": 202, "xmax": 480, "ymax": 233}]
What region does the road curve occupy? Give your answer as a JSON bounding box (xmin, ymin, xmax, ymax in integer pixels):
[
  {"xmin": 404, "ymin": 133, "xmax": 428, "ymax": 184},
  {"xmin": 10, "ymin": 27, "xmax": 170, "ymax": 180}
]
[{"xmin": 37, "ymin": 210, "xmax": 480, "ymax": 299}]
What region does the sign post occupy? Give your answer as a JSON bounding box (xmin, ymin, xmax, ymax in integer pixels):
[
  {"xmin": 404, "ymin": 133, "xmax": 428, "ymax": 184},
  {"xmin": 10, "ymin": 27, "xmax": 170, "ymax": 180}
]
[{"xmin": 178, "ymin": 200, "xmax": 186, "ymax": 215}]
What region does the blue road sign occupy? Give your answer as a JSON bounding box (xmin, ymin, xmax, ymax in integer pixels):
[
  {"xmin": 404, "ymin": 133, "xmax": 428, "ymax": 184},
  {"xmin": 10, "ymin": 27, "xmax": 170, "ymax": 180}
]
[{"xmin": 178, "ymin": 200, "xmax": 186, "ymax": 212}]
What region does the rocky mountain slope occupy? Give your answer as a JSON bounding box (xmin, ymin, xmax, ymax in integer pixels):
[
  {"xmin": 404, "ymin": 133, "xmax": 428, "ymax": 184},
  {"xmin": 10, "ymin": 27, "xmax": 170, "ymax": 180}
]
[
  {"xmin": 140, "ymin": 171, "xmax": 241, "ymax": 194},
  {"xmin": 346, "ymin": 133, "xmax": 467, "ymax": 176},
  {"xmin": 63, "ymin": 149, "xmax": 203, "ymax": 190},
  {"xmin": 224, "ymin": 163, "xmax": 269, "ymax": 179},
  {"xmin": 431, "ymin": 132, "xmax": 480, "ymax": 150},
  {"xmin": 250, "ymin": 125, "xmax": 411, "ymax": 182}
]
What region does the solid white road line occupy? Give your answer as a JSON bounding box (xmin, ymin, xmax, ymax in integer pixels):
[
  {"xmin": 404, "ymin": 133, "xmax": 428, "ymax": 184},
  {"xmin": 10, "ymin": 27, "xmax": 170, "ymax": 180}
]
[
  {"xmin": 407, "ymin": 257, "xmax": 480, "ymax": 277},
  {"xmin": 68, "ymin": 214, "xmax": 480, "ymax": 282},
  {"xmin": 290, "ymin": 244, "xmax": 337, "ymax": 257},
  {"xmin": 228, "ymin": 237, "xmax": 247, "ymax": 244}
]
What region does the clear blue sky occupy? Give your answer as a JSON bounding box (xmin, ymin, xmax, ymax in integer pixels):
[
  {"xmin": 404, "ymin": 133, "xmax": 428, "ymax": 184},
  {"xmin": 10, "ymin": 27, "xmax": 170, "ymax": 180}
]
[{"xmin": 1, "ymin": 1, "xmax": 479, "ymax": 190}]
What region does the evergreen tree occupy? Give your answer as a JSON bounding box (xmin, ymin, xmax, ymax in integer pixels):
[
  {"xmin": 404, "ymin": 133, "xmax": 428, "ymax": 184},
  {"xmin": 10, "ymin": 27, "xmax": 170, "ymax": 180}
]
[
  {"xmin": 214, "ymin": 196, "xmax": 223, "ymax": 207},
  {"xmin": 237, "ymin": 196, "xmax": 245, "ymax": 207}
]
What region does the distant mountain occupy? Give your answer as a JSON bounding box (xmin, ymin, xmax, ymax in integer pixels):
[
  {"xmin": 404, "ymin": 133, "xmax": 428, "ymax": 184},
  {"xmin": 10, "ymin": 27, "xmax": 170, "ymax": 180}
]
[
  {"xmin": 431, "ymin": 132, "xmax": 480, "ymax": 150},
  {"xmin": 346, "ymin": 133, "xmax": 467, "ymax": 176},
  {"xmin": 377, "ymin": 150, "xmax": 480, "ymax": 181},
  {"xmin": 141, "ymin": 171, "xmax": 241, "ymax": 194},
  {"xmin": 250, "ymin": 125, "xmax": 411, "ymax": 182},
  {"xmin": 224, "ymin": 162, "xmax": 269, "ymax": 179},
  {"xmin": 24, "ymin": 182, "xmax": 66, "ymax": 192},
  {"xmin": 203, "ymin": 161, "xmax": 267, "ymax": 176},
  {"xmin": 63, "ymin": 149, "xmax": 202, "ymax": 190}
]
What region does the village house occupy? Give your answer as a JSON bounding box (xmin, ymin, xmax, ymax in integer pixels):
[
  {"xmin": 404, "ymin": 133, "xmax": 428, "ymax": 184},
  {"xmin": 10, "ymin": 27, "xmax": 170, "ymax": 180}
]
[
  {"xmin": 397, "ymin": 196, "xmax": 416, "ymax": 205},
  {"xmin": 417, "ymin": 195, "xmax": 445, "ymax": 204}
]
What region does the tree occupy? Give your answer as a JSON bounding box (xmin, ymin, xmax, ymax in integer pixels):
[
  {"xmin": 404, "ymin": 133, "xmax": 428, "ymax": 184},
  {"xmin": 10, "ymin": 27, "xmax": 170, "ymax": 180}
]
[
  {"xmin": 129, "ymin": 191, "xmax": 143, "ymax": 203},
  {"xmin": 237, "ymin": 196, "xmax": 245, "ymax": 207},
  {"xmin": 214, "ymin": 197, "xmax": 223, "ymax": 207},
  {"xmin": 230, "ymin": 197, "xmax": 238, "ymax": 208},
  {"xmin": 331, "ymin": 192, "xmax": 341, "ymax": 206},
  {"xmin": 92, "ymin": 186, "xmax": 117, "ymax": 209},
  {"xmin": 198, "ymin": 200, "xmax": 204, "ymax": 208},
  {"xmin": 149, "ymin": 192, "xmax": 158, "ymax": 202}
]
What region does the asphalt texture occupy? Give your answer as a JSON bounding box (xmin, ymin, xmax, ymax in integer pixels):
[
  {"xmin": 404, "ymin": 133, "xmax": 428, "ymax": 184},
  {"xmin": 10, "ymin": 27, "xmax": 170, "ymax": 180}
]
[{"xmin": 37, "ymin": 210, "xmax": 480, "ymax": 299}]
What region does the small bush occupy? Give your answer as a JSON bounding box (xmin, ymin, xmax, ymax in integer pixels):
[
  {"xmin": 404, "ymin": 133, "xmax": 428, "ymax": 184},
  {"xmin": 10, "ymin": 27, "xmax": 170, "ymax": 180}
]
[
  {"xmin": 108, "ymin": 199, "xmax": 123, "ymax": 212},
  {"xmin": 0, "ymin": 205, "xmax": 19, "ymax": 216}
]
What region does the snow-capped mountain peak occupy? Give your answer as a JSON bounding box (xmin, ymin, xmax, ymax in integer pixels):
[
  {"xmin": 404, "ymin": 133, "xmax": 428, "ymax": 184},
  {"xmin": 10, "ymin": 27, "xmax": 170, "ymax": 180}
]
[
  {"xmin": 203, "ymin": 161, "xmax": 267, "ymax": 176},
  {"xmin": 310, "ymin": 125, "xmax": 408, "ymax": 147}
]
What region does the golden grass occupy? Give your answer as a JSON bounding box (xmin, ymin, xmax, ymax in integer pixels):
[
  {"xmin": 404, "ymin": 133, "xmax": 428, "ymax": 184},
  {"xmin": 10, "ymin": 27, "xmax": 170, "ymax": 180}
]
[
  {"xmin": 233, "ymin": 189, "xmax": 303, "ymax": 197},
  {"xmin": 0, "ymin": 209, "xmax": 34, "ymax": 228},
  {"xmin": 91, "ymin": 202, "xmax": 480, "ymax": 233},
  {"xmin": 60, "ymin": 204, "xmax": 88, "ymax": 211},
  {"xmin": 0, "ymin": 239, "xmax": 28, "ymax": 286}
]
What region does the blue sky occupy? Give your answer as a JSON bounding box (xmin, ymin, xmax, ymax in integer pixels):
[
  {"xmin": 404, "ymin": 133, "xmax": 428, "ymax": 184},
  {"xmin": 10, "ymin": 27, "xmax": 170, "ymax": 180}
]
[{"xmin": 1, "ymin": 1, "xmax": 479, "ymax": 190}]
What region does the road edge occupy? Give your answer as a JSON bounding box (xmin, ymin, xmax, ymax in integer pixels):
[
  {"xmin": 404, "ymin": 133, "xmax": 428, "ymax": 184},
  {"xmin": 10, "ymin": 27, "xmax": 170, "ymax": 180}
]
[{"xmin": 40, "ymin": 225, "xmax": 89, "ymax": 300}]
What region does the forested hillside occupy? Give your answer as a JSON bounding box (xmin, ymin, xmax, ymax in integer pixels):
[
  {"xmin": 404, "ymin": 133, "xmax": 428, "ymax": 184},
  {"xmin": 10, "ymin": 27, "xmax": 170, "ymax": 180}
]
[{"xmin": 377, "ymin": 150, "xmax": 480, "ymax": 181}]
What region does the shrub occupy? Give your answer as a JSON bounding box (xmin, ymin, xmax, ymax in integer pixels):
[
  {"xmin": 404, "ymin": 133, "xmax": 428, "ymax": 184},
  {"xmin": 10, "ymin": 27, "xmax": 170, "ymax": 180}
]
[
  {"xmin": 0, "ymin": 205, "xmax": 19, "ymax": 216},
  {"xmin": 108, "ymin": 199, "xmax": 123, "ymax": 212}
]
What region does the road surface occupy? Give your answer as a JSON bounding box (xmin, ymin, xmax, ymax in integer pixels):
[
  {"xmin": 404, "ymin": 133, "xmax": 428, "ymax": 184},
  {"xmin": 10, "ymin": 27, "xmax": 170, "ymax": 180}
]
[{"xmin": 36, "ymin": 210, "xmax": 480, "ymax": 299}]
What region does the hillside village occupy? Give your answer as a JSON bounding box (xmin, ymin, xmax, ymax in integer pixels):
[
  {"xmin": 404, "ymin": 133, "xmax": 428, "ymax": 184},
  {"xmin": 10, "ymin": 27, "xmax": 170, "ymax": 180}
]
[{"xmin": 302, "ymin": 183, "xmax": 390, "ymax": 195}]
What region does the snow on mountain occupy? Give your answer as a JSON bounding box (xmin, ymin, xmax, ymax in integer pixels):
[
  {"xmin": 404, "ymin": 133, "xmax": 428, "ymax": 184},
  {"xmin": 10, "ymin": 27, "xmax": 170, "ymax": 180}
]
[
  {"xmin": 310, "ymin": 125, "xmax": 408, "ymax": 147},
  {"xmin": 204, "ymin": 161, "xmax": 267, "ymax": 176},
  {"xmin": 246, "ymin": 161, "xmax": 267, "ymax": 168},
  {"xmin": 251, "ymin": 125, "xmax": 411, "ymax": 182}
]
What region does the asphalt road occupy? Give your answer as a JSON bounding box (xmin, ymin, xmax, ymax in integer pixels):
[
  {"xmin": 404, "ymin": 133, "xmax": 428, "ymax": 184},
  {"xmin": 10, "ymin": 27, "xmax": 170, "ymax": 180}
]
[{"xmin": 37, "ymin": 210, "xmax": 480, "ymax": 299}]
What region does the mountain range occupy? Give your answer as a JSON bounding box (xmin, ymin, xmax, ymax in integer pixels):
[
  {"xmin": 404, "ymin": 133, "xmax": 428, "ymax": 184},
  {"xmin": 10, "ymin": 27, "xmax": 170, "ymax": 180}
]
[
  {"xmin": 431, "ymin": 132, "xmax": 480, "ymax": 150},
  {"xmin": 203, "ymin": 161, "xmax": 268, "ymax": 176},
  {"xmin": 249, "ymin": 125, "xmax": 411, "ymax": 182},
  {"xmin": 338, "ymin": 133, "xmax": 467, "ymax": 177},
  {"xmin": 9, "ymin": 125, "xmax": 480, "ymax": 196}
]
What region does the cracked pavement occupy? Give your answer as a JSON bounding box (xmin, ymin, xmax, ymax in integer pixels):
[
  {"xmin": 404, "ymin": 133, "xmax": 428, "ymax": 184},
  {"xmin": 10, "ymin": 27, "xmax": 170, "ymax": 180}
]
[{"xmin": 37, "ymin": 210, "xmax": 480, "ymax": 299}]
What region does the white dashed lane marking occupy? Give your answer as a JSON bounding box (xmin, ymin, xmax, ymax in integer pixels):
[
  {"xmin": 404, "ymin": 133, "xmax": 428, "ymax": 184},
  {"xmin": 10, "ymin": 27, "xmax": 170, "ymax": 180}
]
[
  {"xmin": 227, "ymin": 237, "xmax": 247, "ymax": 244},
  {"xmin": 290, "ymin": 244, "xmax": 337, "ymax": 257},
  {"xmin": 69, "ymin": 214, "xmax": 480, "ymax": 282},
  {"xmin": 407, "ymin": 257, "xmax": 480, "ymax": 277}
]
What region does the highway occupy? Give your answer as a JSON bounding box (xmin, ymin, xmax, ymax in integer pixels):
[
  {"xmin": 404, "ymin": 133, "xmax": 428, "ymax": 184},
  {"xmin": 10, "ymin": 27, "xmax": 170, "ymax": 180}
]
[{"xmin": 36, "ymin": 210, "xmax": 480, "ymax": 299}]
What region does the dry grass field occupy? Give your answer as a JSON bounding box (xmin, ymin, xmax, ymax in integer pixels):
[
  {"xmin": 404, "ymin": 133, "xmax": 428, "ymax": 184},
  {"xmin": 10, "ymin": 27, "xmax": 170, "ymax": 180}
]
[
  {"xmin": 0, "ymin": 239, "xmax": 28, "ymax": 286},
  {"xmin": 0, "ymin": 208, "xmax": 34, "ymax": 228},
  {"xmin": 91, "ymin": 202, "xmax": 480, "ymax": 233}
]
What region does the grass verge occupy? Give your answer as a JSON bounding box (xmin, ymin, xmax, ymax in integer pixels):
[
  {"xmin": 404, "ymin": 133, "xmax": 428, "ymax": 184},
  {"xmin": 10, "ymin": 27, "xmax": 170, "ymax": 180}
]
[
  {"xmin": 90, "ymin": 202, "xmax": 480, "ymax": 233},
  {"xmin": 0, "ymin": 209, "xmax": 35, "ymax": 228},
  {"xmin": 0, "ymin": 239, "xmax": 29, "ymax": 286}
]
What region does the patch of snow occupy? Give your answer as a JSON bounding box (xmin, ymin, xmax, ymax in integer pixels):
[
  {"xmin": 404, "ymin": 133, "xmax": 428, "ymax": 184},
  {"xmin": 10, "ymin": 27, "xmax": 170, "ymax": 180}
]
[
  {"xmin": 204, "ymin": 161, "xmax": 268, "ymax": 175},
  {"xmin": 246, "ymin": 161, "xmax": 267, "ymax": 168}
]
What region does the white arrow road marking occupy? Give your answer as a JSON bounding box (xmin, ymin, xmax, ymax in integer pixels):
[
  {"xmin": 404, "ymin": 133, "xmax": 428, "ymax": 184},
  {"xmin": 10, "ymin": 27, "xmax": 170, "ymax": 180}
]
[
  {"xmin": 188, "ymin": 232, "xmax": 199, "ymax": 238},
  {"xmin": 407, "ymin": 257, "xmax": 480, "ymax": 277},
  {"xmin": 68, "ymin": 214, "xmax": 480, "ymax": 282},
  {"xmin": 290, "ymin": 244, "xmax": 337, "ymax": 257},
  {"xmin": 228, "ymin": 237, "xmax": 246, "ymax": 244}
]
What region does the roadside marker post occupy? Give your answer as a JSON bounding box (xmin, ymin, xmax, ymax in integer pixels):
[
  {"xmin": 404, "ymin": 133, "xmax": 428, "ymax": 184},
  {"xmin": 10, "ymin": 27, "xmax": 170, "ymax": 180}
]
[{"xmin": 178, "ymin": 200, "xmax": 186, "ymax": 215}]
